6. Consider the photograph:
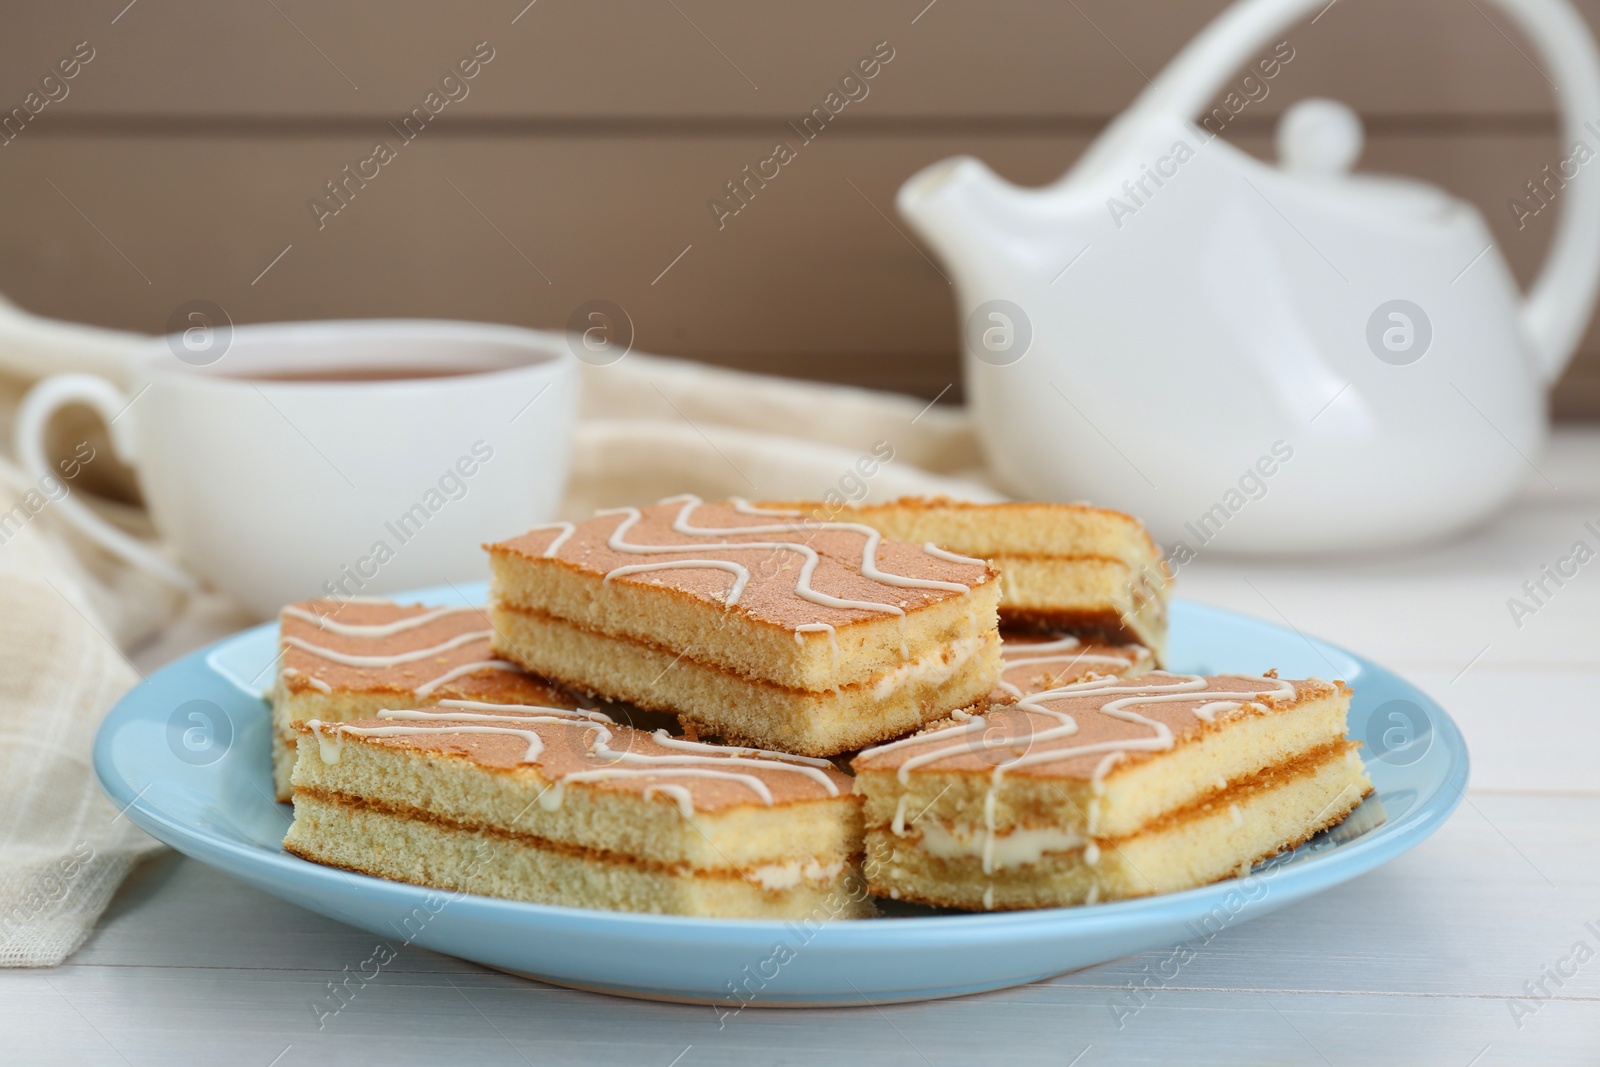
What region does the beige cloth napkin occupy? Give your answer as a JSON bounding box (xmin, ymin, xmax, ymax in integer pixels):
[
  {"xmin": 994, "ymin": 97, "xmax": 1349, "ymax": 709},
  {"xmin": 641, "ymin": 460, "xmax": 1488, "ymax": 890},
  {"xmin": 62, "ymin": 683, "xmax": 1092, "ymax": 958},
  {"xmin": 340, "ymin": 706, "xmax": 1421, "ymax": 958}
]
[
  {"xmin": 0, "ymin": 310, "xmax": 1000, "ymax": 966},
  {"xmin": 0, "ymin": 458, "xmax": 176, "ymax": 966},
  {"xmin": 567, "ymin": 354, "xmax": 1000, "ymax": 513}
]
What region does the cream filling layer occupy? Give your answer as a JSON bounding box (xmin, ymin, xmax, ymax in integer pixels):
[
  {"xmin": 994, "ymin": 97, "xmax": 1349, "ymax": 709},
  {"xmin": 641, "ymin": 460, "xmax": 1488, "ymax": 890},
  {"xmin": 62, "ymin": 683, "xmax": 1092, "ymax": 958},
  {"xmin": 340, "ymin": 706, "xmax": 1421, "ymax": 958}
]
[
  {"xmin": 744, "ymin": 857, "xmax": 848, "ymax": 891},
  {"xmin": 868, "ymin": 634, "xmax": 985, "ymax": 700},
  {"xmin": 909, "ymin": 820, "xmax": 1087, "ymax": 870}
]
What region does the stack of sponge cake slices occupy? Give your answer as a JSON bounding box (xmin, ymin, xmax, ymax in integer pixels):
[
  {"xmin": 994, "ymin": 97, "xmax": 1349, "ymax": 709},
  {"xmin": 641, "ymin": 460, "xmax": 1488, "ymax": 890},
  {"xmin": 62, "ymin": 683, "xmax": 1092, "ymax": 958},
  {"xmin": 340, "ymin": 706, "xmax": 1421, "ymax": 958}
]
[{"xmin": 278, "ymin": 495, "xmax": 1368, "ymax": 918}]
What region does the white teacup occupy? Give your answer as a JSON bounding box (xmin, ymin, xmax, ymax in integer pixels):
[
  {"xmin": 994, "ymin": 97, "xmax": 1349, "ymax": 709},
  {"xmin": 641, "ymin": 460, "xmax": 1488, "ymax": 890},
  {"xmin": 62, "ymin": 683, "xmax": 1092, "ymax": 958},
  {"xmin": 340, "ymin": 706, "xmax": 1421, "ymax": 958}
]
[{"xmin": 14, "ymin": 319, "xmax": 577, "ymax": 617}]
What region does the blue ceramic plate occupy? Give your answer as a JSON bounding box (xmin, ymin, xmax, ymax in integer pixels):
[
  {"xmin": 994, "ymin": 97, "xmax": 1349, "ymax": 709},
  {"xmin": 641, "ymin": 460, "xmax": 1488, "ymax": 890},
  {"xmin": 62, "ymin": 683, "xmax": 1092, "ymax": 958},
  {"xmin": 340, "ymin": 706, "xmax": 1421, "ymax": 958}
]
[{"xmin": 94, "ymin": 583, "xmax": 1466, "ymax": 1007}]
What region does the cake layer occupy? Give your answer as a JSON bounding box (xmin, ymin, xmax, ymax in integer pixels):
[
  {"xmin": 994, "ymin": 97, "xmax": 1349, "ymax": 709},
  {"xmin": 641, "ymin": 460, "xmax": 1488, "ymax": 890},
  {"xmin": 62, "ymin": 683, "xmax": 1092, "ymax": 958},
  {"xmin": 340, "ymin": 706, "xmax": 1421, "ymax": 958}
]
[
  {"xmin": 991, "ymin": 631, "xmax": 1153, "ymax": 701},
  {"xmin": 290, "ymin": 704, "xmax": 860, "ymax": 870},
  {"xmin": 288, "ymin": 792, "xmax": 872, "ymax": 919},
  {"xmin": 766, "ymin": 497, "xmax": 1169, "ymax": 659},
  {"xmin": 291, "ymin": 702, "xmax": 860, "ymax": 867},
  {"xmin": 865, "ymin": 741, "xmax": 1371, "ymax": 909},
  {"xmin": 270, "ymin": 598, "xmax": 574, "ymax": 800},
  {"xmin": 486, "ymin": 495, "xmax": 1001, "ymax": 692},
  {"xmin": 989, "ymin": 555, "xmax": 1167, "ymax": 655},
  {"xmin": 780, "ymin": 498, "xmax": 1165, "ymax": 561},
  {"xmin": 285, "ymin": 702, "xmax": 869, "ymax": 918},
  {"xmin": 854, "ymin": 672, "xmax": 1352, "ymax": 840},
  {"xmin": 492, "ymin": 603, "xmax": 1002, "ymax": 756}
]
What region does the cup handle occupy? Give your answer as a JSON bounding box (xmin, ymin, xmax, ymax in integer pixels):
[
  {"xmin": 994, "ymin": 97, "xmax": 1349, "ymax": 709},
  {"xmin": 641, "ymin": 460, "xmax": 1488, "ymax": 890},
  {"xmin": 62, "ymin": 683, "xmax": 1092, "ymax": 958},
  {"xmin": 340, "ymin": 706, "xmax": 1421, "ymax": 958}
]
[{"xmin": 13, "ymin": 373, "xmax": 201, "ymax": 592}]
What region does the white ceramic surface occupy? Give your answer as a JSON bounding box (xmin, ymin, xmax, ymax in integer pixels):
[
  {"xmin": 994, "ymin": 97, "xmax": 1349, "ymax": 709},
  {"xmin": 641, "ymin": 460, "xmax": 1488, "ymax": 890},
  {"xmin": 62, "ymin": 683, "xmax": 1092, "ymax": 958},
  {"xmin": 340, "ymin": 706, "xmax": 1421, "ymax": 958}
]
[
  {"xmin": 900, "ymin": 0, "xmax": 1600, "ymax": 553},
  {"xmin": 13, "ymin": 319, "xmax": 576, "ymax": 615}
]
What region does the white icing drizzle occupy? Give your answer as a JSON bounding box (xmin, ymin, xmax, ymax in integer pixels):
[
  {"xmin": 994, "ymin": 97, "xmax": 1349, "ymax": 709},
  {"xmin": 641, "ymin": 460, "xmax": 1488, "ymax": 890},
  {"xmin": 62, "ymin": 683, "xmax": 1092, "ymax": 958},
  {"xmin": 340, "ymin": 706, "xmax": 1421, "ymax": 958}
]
[
  {"xmin": 794, "ymin": 622, "xmax": 841, "ymax": 669},
  {"xmin": 280, "ymin": 606, "xmax": 523, "ymax": 698},
  {"xmin": 584, "ymin": 495, "xmax": 981, "ymax": 617},
  {"xmin": 991, "ymin": 635, "xmax": 1148, "ymax": 699},
  {"xmin": 528, "ymin": 521, "xmax": 577, "ymax": 557},
  {"xmin": 1000, "ymin": 636, "xmax": 1148, "ymax": 664},
  {"xmin": 727, "ymin": 499, "xmax": 804, "ymax": 517},
  {"xmin": 598, "ymin": 503, "xmax": 899, "ymax": 615},
  {"xmin": 867, "ymin": 674, "xmax": 1293, "ymax": 782},
  {"xmin": 921, "ymin": 542, "xmax": 989, "ymax": 566},
  {"xmin": 1003, "ymin": 650, "xmax": 1141, "ymax": 671},
  {"xmin": 435, "ymin": 698, "xmax": 608, "ymax": 719},
  {"xmin": 646, "ymin": 731, "xmax": 837, "ymax": 770},
  {"xmin": 413, "ymin": 659, "xmax": 524, "ymax": 698},
  {"xmin": 1002, "ymin": 635, "xmax": 1081, "ymax": 657},
  {"xmin": 336, "ymin": 721, "xmax": 549, "ymax": 762},
  {"xmin": 320, "ymin": 702, "xmax": 605, "ymax": 769},
  {"xmin": 891, "ymin": 794, "xmax": 911, "ymax": 836},
  {"xmin": 565, "ymin": 727, "xmax": 841, "ymax": 794},
  {"xmin": 560, "ymin": 765, "xmax": 775, "ymax": 804},
  {"xmin": 855, "ymin": 714, "xmax": 996, "ymax": 762},
  {"xmin": 681, "ymin": 496, "xmax": 971, "ymax": 594},
  {"xmin": 995, "ymin": 650, "xmax": 1144, "ymax": 700},
  {"xmin": 603, "ymin": 559, "xmax": 750, "ymax": 605},
  {"xmin": 281, "ymin": 603, "xmax": 481, "ymax": 638},
  {"xmin": 381, "ymin": 703, "xmax": 609, "ymax": 725},
  {"xmin": 312, "ymin": 701, "xmax": 842, "ymax": 817},
  {"xmin": 282, "ymin": 629, "xmax": 492, "ymax": 668},
  {"xmin": 1091, "ymin": 752, "xmax": 1124, "ymax": 794},
  {"xmin": 284, "ymin": 638, "xmax": 521, "ymax": 700},
  {"xmin": 1192, "ymin": 700, "xmax": 1245, "ymax": 723},
  {"xmin": 282, "ymin": 667, "xmax": 332, "ymax": 694},
  {"xmin": 333, "ymin": 702, "xmax": 599, "ymax": 766},
  {"xmin": 306, "ymin": 720, "xmax": 343, "ymax": 763},
  {"xmin": 643, "ymin": 783, "xmax": 695, "ymax": 819}
]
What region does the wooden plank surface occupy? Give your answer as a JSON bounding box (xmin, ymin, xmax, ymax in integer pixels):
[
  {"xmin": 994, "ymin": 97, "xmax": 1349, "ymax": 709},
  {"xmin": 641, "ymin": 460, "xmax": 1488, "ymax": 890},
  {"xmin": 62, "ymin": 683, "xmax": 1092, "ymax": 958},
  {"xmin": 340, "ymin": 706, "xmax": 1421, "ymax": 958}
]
[
  {"xmin": 0, "ymin": 132, "xmax": 1587, "ymax": 364},
  {"xmin": 0, "ymin": 0, "xmax": 1577, "ymax": 118},
  {"xmin": 4, "ymin": 790, "xmax": 1595, "ymax": 1066},
  {"xmin": 1, "ymin": 1, "xmax": 1599, "ymax": 411}
]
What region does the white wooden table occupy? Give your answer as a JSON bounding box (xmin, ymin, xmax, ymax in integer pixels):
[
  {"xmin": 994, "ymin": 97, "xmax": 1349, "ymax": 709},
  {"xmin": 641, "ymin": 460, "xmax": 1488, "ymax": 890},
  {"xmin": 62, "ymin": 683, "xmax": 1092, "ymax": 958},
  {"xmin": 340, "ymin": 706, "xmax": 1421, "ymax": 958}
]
[{"xmin": 7, "ymin": 429, "xmax": 1600, "ymax": 1066}]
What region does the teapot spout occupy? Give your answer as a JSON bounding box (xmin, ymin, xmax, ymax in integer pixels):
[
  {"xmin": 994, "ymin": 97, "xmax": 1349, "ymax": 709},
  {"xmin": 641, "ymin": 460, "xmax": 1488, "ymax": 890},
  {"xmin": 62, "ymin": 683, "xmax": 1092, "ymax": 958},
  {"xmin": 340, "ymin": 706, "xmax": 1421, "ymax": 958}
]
[{"xmin": 896, "ymin": 156, "xmax": 1045, "ymax": 278}]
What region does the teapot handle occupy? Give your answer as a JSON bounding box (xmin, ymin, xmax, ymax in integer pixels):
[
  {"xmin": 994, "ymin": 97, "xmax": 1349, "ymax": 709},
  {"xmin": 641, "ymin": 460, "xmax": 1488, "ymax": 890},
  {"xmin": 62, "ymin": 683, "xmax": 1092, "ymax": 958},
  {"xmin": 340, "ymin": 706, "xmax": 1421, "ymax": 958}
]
[{"xmin": 1121, "ymin": 0, "xmax": 1600, "ymax": 384}]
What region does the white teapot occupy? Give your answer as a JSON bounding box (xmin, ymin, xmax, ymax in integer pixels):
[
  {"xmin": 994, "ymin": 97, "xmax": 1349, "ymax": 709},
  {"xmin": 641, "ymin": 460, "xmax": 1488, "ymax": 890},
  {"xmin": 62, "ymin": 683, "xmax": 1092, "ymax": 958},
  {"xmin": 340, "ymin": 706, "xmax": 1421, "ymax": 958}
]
[{"xmin": 900, "ymin": 0, "xmax": 1600, "ymax": 553}]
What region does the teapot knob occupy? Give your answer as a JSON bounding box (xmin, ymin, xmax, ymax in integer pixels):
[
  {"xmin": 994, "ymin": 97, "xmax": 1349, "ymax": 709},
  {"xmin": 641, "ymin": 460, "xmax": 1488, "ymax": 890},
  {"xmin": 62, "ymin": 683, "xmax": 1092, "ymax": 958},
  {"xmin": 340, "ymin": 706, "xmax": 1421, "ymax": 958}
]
[{"xmin": 1277, "ymin": 97, "xmax": 1364, "ymax": 177}]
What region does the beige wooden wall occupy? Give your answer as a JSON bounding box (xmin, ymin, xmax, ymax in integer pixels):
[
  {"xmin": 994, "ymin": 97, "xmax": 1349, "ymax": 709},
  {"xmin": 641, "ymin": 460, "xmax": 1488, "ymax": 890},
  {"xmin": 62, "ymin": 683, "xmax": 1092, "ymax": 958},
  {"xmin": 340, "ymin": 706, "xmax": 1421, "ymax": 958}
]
[{"xmin": 1, "ymin": 0, "xmax": 1597, "ymax": 416}]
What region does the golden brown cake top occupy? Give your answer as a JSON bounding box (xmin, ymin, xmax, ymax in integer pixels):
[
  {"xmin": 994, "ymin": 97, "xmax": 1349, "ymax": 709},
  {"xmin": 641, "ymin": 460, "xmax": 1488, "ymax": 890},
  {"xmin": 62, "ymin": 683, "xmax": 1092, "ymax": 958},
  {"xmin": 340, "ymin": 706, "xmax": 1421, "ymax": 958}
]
[
  {"xmin": 992, "ymin": 631, "xmax": 1151, "ymax": 699},
  {"xmin": 488, "ymin": 495, "xmax": 997, "ymax": 628},
  {"xmin": 854, "ymin": 671, "xmax": 1341, "ymax": 782},
  {"xmin": 278, "ymin": 598, "xmax": 569, "ymax": 704},
  {"xmin": 298, "ymin": 701, "xmax": 853, "ymax": 815}
]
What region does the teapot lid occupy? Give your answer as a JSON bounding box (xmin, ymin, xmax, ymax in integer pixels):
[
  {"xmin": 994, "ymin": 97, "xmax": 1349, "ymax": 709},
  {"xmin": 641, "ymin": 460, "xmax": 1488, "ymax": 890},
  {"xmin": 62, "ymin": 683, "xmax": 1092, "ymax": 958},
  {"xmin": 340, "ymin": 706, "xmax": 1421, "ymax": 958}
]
[{"xmin": 1274, "ymin": 98, "xmax": 1458, "ymax": 224}]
